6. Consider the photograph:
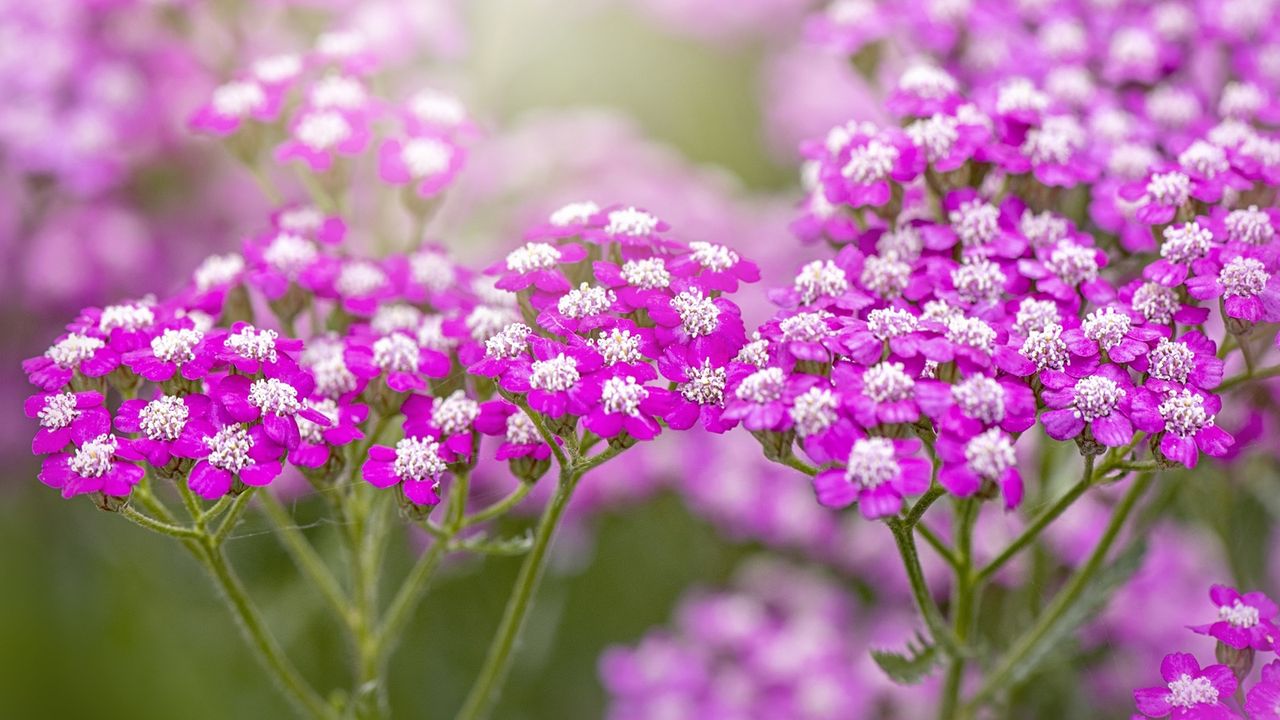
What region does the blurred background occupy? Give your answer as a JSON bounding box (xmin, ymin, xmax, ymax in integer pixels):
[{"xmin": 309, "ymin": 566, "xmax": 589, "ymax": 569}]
[{"xmin": 3, "ymin": 1, "xmax": 1278, "ymax": 718}]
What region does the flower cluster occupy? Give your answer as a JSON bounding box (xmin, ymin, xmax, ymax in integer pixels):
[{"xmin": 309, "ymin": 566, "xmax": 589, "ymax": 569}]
[
  {"xmin": 1133, "ymin": 585, "xmax": 1280, "ymax": 719},
  {"xmin": 754, "ymin": 0, "xmax": 1280, "ymax": 520},
  {"xmin": 474, "ymin": 202, "xmax": 756, "ymax": 447}
]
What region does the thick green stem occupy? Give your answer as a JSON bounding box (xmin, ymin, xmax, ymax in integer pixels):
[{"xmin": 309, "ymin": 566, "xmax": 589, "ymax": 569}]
[
  {"xmin": 888, "ymin": 518, "xmax": 962, "ymax": 657},
  {"xmin": 257, "ymin": 492, "xmax": 351, "ymax": 627},
  {"xmin": 192, "ymin": 538, "xmax": 337, "ymax": 720},
  {"xmin": 960, "ymin": 473, "xmax": 1154, "ymax": 715},
  {"xmin": 938, "ymin": 499, "xmax": 979, "ymax": 720},
  {"xmin": 454, "ymin": 468, "xmax": 582, "ymax": 720}
]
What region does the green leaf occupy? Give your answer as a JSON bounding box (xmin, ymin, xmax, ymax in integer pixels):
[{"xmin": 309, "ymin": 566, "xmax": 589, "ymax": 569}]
[
  {"xmin": 871, "ymin": 633, "xmax": 940, "ymax": 685},
  {"xmin": 1004, "ymin": 540, "xmax": 1147, "ymax": 688},
  {"xmin": 451, "ymin": 530, "xmax": 535, "ymax": 556}
]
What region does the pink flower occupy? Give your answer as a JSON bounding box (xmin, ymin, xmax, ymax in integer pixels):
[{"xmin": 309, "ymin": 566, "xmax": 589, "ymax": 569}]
[
  {"xmin": 377, "ymin": 134, "xmax": 465, "ymax": 198},
  {"xmin": 26, "ymin": 391, "xmax": 110, "ymax": 455},
  {"xmin": 1133, "ymin": 653, "xmax": 1238, "ymax": 719},
  {"xmin": 1189, "ymin": 585, "xmax": 1280, "ymax": 650},
  {"xmin": 812, "ymin": 436, "xmax": 931, "ymax": 519},
  {"xmin": 39, "ymin": 434, "xmax": 144, "ymax": 499}
]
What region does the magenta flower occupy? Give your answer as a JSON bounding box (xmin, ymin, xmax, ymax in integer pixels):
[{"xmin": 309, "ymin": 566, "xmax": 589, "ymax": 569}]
[
  {"xmin": 71, "ymin": 301, "xmax": 159, "ymax": 352},
  {"xmin": 647, "ymin": 287, "xmax": 747, "ymax": 361},
  {"xmin": 188, "ymin": 423, "xmax": 286, "ymax": 500},
  {"xmin": 500, "ymin": 339, "xmax": 603, "ymax": 419},
  {"xmin": 584, "ymin": 206, "xmax": 672, "ymax": 247},
  {"xmin": 189, "ymin": 79, "xmax": 280, "ymax": 137},
  {"xmin": 1146, "ymin": 221, "xmax": 1216, "ymax": 288},
  {"xmin": 362, "ymin": 436, "xmax": 449, "ymax": 506},
  {"xmin": 24, "ymin": 333, "xmax": 120, "ymax": 391},
  {"xmin": 812, "ymin": 436, "xmax": 931, "ymax": 519},
  {"xmin": 915, "ymin": 374, "xmax": 1037, "ymax": 435},
  {"xmin": 921, "ymin": 191, "xmax": 1026, "ymax": 258},
  {"xmin": 659, "ymin": 345, "xmax": 734, "ymax": 434},
  {"xmin": 1120, "ymin": 170, "xmax": 1192, "ymax": 226},
  {"xmin": 832, "ymin": 359, "xmax": 922, "ymax": 427},
  {"xmin": 212, "ymin": 323, "xmax": 304, "ymax": 377},
  {"xmin": 536, "ymin": 283, "xmax": 619, "ymax": 336},
  {"xmin": 213, "ymin": 374, "xmax": 330, "ymax": 451},
  {"xmin": 402, "ymin": 87, "xmax": 475, "ymax": 138},
  {"xmin": 26, "ymin": 391, "xmax": 110, "ymax": 455},
  {"xmin": 886, "ymin": 65, "xmax": 962, "ymax": 118},
  {"xmin": 722, "ymin": 365, "xmax": 811, "ymax": 432},
  {"xmin": 803, "ymin": 0, "xmax": 888, "ymax": 56},
  {"xmin": 307, "ymin": 256, "xmax": 402, "ymax": 316},
  {"xmin": 525, "ymin": 201, "xmax": 604, "ymax": 242},
  {"xmin": 1040, "ymin": 363, "xmax": 1137, "ymax": 447},
  {"xmin": 345, "ymin": 333, "xmax": 451, "ymax": 393},
  {"xmin": 583, "ymin": 376, "xmax": 673, "ymax": 441},
  {"xmin": 1131, "ymin": 388, "xmax": 1233, "ymax": 468},
  {"xmin": 667, "ymin": 241, "xmax": 761, "ymax": 293},
  {"xmin": 401, "ymin": 391, "xmax": 482, "ymax": 458},
  {"xmin": 1187, "ymin": 255, "xmax": 1280, "ymax": 324},
  {"xmin": 271, "ymin": 205, "xmax": 346, "ymax": 246},
  {"xmin": 115, "ymin": 394, "xmax": 216, "ymax": 467},
  {"xmin": 1018, "ymin": 240, "xmax": 1113, "ymax": 306},
  {"xmin": 759, "ymin": 310, "xmax": 848, "ymax": 369},
  {"xmin": 1061, "ymin": 306, "xmax": 1163, "ymax": 365},
  {"xmin": 39, "ymin": 433, "xmax": 144, "ymax": 500},
  {"xmin": 1189, "ymin": 585, "xmax": 1280, "ymax": 650},
  {"xmin": 377, "ymin": 134, "xmax": 465, "ymax": 198},
  {"xmin": 469, "ymin": 323, "xmax": 534, "ymax": 380},
  {"xmin": 819, "ymin": 126, "xmax": 922, "ymax": 209},
  {"xmin": 593, "ymin": 257, "xmax": 674, "ymax": 311},
  {"xmin": 1120, "ymin": 280, "xmax": 1212, "ymax": 328},
  {"xmin": 123, "ymin": 326, "xmax": 213, "ymax": 382},
  {"xmin": 490, "ymin": 241, "xmax": 587, "ymax": 293},
  {"xmin": 289, "ymin": 398, "xmax": 367, "ymax": 469},
  {"xmin": 1133, "ymin": 653, "xmax": 1238, "ymax": 720},
  {"xmin": 474, "ymin": 401, "xmax": 552, "ymax": 461},
  {"xmin": 275, "ymin": 109, "xmax": 371, "ymax": 172},
  {"xmin": 1133, "ymin": 333, "xmax": 1224, "ymax": 395},
  {"xmin": 1245, "ymin": 661, "xmax": 1280, "ymax": 720},
  {"xmin": 245, "ymin": 231, "xmax": 325, "ymax": 301},
  {"xmin": 935, "ymin": 428, "xmax": 1024, "ymax": 508}
]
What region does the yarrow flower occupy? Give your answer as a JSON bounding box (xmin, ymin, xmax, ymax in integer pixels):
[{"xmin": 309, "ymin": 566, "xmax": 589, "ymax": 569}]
[{"xmin": 1134, "ymin": 653, "xmax": 1237, "ymax": 719}]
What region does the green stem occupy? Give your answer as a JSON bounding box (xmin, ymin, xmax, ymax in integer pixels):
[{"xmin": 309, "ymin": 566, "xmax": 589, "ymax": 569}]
[
  {"xmin": 464, "ymin": 482, "xmax": 533, "ymax": 528},
  {"xmin": 1219, "ymin": 364, "xmax": 1280, "ymax": 391},
  {"xmin": 257, "ymin": 492, "xmax": 351, "ymax": 627},
  {"xmin": 454, "ymin": 468, "xmax": 583, "ymax": 720},
  {"xmin": 974, "ymin": 456, "xmax": 1094, "ymax": 585},
  {"xmin": 214, "ymin": 489, "xmax": 257, "ymax": 545},
  {"xmin": 887, "ymin": 517, "xmax": 962, "ymax": 657},
  {"xmin": 120, "ymin": 505, "xmax": 201, "ymax": 539},
  {"xmin": 192, "ymin": 539, "xmax": 337, "ymax": 720},
  {"xmin": 961, "ymin": 473, "xmax": 1155, "ymax": 715},
  {"xmin": 939, "ymin": 499, "xmax": 978, "ymax": 720},
  {"xmin": 374, "ymin": 536, "xmax": 448, "ymax": 668},
  {"xmin": 915, "ymin": 523, "xmax": 960, "ymax": 570}
]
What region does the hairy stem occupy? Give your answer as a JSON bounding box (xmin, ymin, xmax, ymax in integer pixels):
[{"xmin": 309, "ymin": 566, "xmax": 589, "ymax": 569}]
[
  {"xmin": 257, "ymin": 491, "xmax": 351, "ymax": 628},
  {"xmin": 454, "ymin": 467, "xmax": 582, "ymax": 720},
  {"xmin": 191, "ymin": 529, "xmax": 336, "ymax": 719},
  {"xmin": 888, "ymin": 517, "xmax": 962, "ymax": 658},
  {"xmin": 975, "ymin": 455, "xmax": 1094, "ymax": 584},
  {"xmin": 961, "ymin": 472, "xmax": 1154, "ymax": 715}
]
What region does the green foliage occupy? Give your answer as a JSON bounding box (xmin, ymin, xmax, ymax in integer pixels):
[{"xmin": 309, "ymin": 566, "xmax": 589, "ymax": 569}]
[{"xmin": 871, "ymin": 633, "xmax": 940, "ymax": 685}]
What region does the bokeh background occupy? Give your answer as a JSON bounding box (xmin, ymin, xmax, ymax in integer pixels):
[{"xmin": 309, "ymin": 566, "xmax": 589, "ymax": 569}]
[{"xmin": 3, "ymin": 1, "xmax": 1279, "ymax": 718}]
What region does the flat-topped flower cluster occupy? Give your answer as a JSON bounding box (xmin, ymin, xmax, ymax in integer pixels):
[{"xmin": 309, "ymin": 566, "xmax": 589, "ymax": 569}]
[{"xmin": 23, "ymin": 195, "xmax": 761, "ymax": 514}]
